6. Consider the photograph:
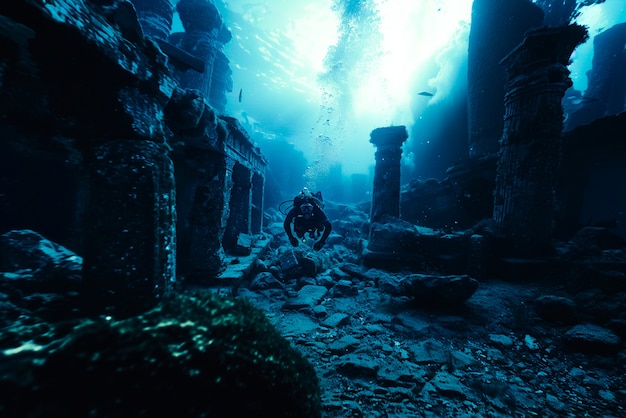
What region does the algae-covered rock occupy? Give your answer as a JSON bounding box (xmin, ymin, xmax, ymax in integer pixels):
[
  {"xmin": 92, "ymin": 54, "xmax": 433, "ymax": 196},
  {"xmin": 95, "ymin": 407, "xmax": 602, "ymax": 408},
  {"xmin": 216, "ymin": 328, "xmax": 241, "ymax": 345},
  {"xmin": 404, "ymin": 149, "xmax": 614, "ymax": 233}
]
[{"xmin": 0, "ymin": 291, "xmax": 321, "ymax": 417}]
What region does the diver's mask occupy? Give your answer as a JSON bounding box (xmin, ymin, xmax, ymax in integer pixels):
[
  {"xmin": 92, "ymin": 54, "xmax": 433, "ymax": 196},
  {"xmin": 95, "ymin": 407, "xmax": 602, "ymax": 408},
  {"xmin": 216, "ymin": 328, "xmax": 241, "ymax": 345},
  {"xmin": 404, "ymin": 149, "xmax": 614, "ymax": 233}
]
[{"xmin": 300, "ymin": 203, "xmax": 314, "ymax": 219}]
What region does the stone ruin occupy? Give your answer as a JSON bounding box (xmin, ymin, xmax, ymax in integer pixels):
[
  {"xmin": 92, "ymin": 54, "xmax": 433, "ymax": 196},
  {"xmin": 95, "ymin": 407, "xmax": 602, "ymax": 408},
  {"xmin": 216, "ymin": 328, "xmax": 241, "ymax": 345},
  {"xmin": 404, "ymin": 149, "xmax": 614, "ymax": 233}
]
[
  {"xmin": 493, "ymin": 24, "xmax": 588, "ymax": 256},
  {"xmin": 399, "ymin": 0, "xmax": 626, "ymax": 256},
  {"xmin": 1, "ymin": 0, "xmax": 625, "ymax": 312},
  {"xmin": 0, "ymin": 0, "xmax": 266, "ymax": 316},
  {"xmin": 2, "ymin": 2, "xmax": 625, "ymax": 416},
  {"xmin": 365, "ymin": 15, "xmax": 624, "ymax": 275}
]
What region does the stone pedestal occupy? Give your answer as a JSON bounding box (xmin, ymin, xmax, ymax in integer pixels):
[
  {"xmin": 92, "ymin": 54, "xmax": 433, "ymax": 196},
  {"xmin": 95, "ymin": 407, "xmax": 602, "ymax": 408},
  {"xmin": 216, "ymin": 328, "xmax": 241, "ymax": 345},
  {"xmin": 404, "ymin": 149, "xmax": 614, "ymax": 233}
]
[
  {"xmin": 369, "ymin": 126, "xmax": 408, "ymax": 224},
  {"xmin": 493, "ymin": 25, "xmax": 588, "ymax": 256}
]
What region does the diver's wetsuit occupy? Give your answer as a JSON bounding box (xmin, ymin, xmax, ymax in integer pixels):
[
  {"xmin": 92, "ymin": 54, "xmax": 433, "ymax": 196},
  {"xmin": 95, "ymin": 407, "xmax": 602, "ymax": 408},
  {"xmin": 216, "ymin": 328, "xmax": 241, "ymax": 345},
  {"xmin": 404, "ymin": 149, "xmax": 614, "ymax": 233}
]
[{"xmin": 284, "ymin": 204, "xmax": 332, "ymax": 249}]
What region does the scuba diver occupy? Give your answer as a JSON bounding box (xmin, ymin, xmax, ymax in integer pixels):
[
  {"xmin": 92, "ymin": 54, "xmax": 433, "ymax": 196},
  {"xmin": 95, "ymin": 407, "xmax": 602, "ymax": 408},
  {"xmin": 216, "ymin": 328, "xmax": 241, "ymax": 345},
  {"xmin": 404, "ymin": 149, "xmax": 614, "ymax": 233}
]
[{"xmin": 282, "ymin": 188, "xmax": 332, "ymax": 251}]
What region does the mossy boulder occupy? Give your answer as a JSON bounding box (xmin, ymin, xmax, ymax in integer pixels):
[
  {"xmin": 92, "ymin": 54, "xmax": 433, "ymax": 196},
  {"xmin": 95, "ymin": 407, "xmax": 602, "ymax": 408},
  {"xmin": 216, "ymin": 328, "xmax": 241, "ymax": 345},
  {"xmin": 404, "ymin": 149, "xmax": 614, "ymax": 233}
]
[{"xmin": 0, "ymin": 291, "xmax": 321, "ymax": 417}]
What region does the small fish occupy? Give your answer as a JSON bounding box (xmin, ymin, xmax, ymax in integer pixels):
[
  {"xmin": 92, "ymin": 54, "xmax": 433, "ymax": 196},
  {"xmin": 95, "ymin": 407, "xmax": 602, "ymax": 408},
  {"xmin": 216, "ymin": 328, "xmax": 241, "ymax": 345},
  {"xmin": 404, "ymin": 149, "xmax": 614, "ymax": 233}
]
[
  {"xmin": 418, "ymin": 91, "xmax": 434, "ymax": 97},
  {"xmin": 238, "ymin": 88, "xmax": 243, "ymax": 103}
]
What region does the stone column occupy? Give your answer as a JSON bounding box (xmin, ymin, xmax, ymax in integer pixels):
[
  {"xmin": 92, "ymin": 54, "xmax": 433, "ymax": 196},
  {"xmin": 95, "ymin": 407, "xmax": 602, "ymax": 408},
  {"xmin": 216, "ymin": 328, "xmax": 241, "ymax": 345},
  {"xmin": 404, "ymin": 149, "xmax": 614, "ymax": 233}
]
[
  {"xmin": 83, "ymin": 140, "xmax": 176, "ymax": 317},
  {"xmin": 251, "ymin": 171, "xmax": 265, "ymax": 235},
  {"xmin": 208, "ymin": 50, "xmax": 233, "ymax": 114},
  {"xmin": 369, "ymin": 126, "xmax": 408, "ymax": 223},
  {"xmin": 175, "ymin": 0, "xmax": 232, "ymax": 113},
  {"xmin": 186, "ymin": 155, "xmax": 234, "ymax": 280},
  {"xmin": 130, "ymin": 0, "xmax": 174, "ymax": 41},
  {"xmin": 223, "ymin": 163, "xmax": 252, "ymax": 251},
  {"xmin": 493, "ymin": 25, "xmax": 588, "ymax": 256}
]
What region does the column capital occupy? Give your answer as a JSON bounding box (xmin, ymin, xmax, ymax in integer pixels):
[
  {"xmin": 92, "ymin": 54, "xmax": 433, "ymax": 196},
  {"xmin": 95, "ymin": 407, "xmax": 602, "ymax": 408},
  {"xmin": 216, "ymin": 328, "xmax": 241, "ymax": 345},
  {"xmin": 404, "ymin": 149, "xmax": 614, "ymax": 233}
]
[
  {"xmin": 177, "ymin": 0, "xmax": 232, "ymax": 43},
  {"xmin": 370, "ymin": 126, "xmax": 408, "ymax": 149},
  {"xmin": 501, "ymin": 24, "xmax": 588, "ymax": 78}
]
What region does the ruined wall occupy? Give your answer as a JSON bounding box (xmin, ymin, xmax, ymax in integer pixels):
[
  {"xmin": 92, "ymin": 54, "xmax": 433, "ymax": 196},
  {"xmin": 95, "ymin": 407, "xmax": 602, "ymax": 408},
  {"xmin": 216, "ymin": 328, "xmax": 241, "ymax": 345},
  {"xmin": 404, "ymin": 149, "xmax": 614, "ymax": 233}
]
[
  {"xmin": 0, "ymin": 0, "xmax": 265, "ymax": 313},
  {"xmin": 369, "ymin": 126, "xmax": 408, "ymax": 224},
  {"xmin": 166, "ymin": 99, "xmax": 266, "ymax": 281},
  {"xmin": 131, "ymin": 0, "xmax": 263, "ymax": 281},
  {"xmin": 0, "ymin": 0, "xmax": 178, "ymax": 315},
  {"xmin": 375, "ymin": 0, "xmax": 623, "ymax": 249}
]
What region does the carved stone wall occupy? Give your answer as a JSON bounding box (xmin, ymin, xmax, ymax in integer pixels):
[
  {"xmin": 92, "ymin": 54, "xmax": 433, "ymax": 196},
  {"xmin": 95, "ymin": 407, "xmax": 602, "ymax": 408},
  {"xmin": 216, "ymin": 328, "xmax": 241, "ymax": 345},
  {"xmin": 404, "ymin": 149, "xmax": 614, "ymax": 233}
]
[
  {"xmin": 167, "ymin": 104, "xmax": 266, "ymax": 281},
  {"xmin": 0, "ymin": 0, "xmax": 178, "ymax": 316},
  {"xmin": 0, "ymin": 0, "xmax": 265, "ymax": 312}
]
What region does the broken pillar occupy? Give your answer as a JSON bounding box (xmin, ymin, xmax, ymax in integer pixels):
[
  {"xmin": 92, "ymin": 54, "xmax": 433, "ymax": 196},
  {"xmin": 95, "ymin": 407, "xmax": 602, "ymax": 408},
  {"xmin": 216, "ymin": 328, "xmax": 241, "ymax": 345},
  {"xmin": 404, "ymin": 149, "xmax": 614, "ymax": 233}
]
[
  {"xmin": 174, "ymin": 0, "xmax": 232, "ymax": 114},
  {"xmin": 493, "ymin": 25, "xmax": 588, "ymax": 256},
  {"xmin": 183, "ymin": 153, "xmax": 234, "ymax": 281},
  {"xmin": 369, "ymin": 126, "xmax": 408, "ymax": 223},
  {"xmin": 416, "ymin": 0, "xmax": 543, "ymax": 243}
]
